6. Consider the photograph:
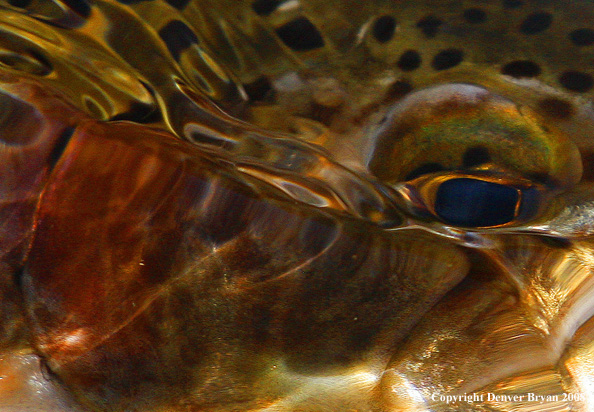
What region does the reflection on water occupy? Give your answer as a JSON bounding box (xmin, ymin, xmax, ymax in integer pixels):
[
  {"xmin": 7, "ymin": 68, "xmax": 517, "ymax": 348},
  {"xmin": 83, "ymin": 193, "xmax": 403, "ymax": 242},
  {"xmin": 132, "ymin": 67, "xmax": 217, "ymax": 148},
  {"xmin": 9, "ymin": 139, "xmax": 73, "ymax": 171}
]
[{"xmin": 1, "ymin": 0, "xmax": 594, "ymax": 411}]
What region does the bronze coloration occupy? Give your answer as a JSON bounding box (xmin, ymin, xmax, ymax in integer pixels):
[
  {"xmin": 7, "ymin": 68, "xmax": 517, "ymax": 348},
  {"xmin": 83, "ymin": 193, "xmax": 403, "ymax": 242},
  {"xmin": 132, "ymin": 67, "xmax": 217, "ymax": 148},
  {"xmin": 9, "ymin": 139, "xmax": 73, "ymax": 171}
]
[{"xmin": 0, "ymin": 0, "xmax": 594, "ymax": 411}]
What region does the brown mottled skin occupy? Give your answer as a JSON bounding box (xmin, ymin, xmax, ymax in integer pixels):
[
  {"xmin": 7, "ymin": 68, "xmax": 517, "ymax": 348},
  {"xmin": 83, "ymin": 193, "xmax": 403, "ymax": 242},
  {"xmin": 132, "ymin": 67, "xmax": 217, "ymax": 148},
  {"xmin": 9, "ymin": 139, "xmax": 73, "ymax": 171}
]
[{"xmin": 1, "ymin": 1, "xmax": 594, "ymax": 411}]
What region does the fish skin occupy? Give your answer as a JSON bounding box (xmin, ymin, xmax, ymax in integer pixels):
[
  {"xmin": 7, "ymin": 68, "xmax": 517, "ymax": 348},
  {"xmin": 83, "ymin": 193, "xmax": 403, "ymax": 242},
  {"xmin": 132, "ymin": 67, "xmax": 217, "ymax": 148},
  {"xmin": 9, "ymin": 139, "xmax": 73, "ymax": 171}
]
[{"xmin": 0, "ymin": 1, "xmax": 593, "ymax": 411}]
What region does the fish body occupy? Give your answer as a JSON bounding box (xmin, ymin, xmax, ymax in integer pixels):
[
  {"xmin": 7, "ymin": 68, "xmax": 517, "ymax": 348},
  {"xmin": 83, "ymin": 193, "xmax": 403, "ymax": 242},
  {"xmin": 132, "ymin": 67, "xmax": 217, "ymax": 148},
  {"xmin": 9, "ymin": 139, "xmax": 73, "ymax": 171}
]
[{"xmin": 0, "ymin": 1, "xmax": 593, "ymax": 411}]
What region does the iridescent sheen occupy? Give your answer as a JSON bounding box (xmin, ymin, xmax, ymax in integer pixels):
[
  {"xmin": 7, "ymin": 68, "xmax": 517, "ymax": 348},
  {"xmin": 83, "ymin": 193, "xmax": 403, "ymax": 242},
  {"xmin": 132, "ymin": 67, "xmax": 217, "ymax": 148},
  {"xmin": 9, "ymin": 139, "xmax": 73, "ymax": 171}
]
[{"xmin": 0, "ymin": 1, "xmax": 594, "ymax": 411}]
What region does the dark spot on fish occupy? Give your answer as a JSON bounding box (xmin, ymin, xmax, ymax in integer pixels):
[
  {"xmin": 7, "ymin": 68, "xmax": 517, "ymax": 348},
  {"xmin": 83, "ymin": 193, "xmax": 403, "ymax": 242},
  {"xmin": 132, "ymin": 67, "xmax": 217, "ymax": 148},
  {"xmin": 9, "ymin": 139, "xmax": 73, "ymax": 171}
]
[
  {"xmin": 502, "ymin": 0, "xmax": 523, "ymax": 8},
  {"xmin": 559, "ymin": 71, "xmax": 594, "ymax": 92},
  {"xmin": 405, "ymin": 163, "xmax": 446, "ymax": 181},
  {"xmin": 158, "ymin": 20, "xmax": 199, "ymax": 61},
  {"xmin": 243, "ymin": 76, "xmax": 274, "ymax": 101},
  {"xmin": 463, "ymin": 8, "xmax": 487, "ymax": 24},
  {"xmin": 416, "ymin": 15, "xmax": 442, "ymax": 38},
  {"xmin": 397, "ymin": 50, "xmax": 421, "ymax": 72},
  {"xmin": 7, "ymin": 0, "xmax": 32, "ymax": 7},
  {"xmin": 520, "ymin": 12, "xmax": 552, "ymax": 35},
  {"xmin": 49, "ymin": 127, "xmax": 75, "ymax": 168},
  {"xmin": 537, "ymin": 97, "xmax": 574, "ymax": 119},
  {"xmin": 383, "ymin": 79, "xmax": 414, "ymax": 101},
  {"xmin": 432, "ymin": 49, "xmax": 464, "ymax": 70},
  {"xmin": 569, "ymin": 28, "xmax": 594, "ymax": 46},
  {"xmin": 463, "ymin": 146, "xmax": 491, "ymax": 168},
  {"xmin": 501, "ymin": 60, "xmax": 541, "ymax": 78},
  {"xmin": 372, "ymin": 15, "xmax": 396, "ymax": 43},
  {"xmin": 165, "ymin": 0, "xmax": 191, "ymax": 10},
  {"xmin": 540, "ymin": 236, "xmax": 572, "ymax": 249},
  {"xmin": 61, "ymin": 0, "xmax": 91, "ymax": 17},
  {"xmin": 275, "ymin": 17, "xmax": 325, "ymax": 51},
  {"xmin": 252, "ymin": 0, "xmax": 280, "ymax": 16}
]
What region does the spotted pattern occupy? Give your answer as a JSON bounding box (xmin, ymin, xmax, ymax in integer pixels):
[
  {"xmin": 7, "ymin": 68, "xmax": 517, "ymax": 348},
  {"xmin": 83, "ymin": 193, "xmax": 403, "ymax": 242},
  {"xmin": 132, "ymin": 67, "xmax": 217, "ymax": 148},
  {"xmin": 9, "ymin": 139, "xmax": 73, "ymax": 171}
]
[
  {"xmin": 0, "ymin": 31, "xmax": 53, "ymax": 76},
  {"xmin": 520, "ymin": 12, "xmax": 553, "ymax": 35},
  {"xmin": 537, "ymin": 98, "xmax": 574, "ymax": 119},
  {"xmin": 569, "ymin": 28, "xmax": 594, "ymax": 46},
  {"xmin": 372, "ymin": 15, "xmax": 396, "ymax": 43},
  {"xmin": 559, "ymin": 71, "xmax": 594, "ymax": 93},
  {"xmin": 2, "ymin": 1, "xmax": 594, "ymax": 410},
  {"xmin": 432, "ymin": 49, "xmax": 464, "ymax": 70},
  {"xmin": 275, "ymin": 17, "xmax": 325, "ymax": 51},
  {"xmin": 416, "ymin": 15, "xmax": 442, "ymax": 38},
  {"xmin": 243, "ymin": 77, "xmax": 274, "ymax": 101},
  {"xmin": 501, "ymin": 60, "xmax": 541, "ymax": 78},
  {"xmin": 397, "ymin": 50, "xmax": 421, "ymax": 72},
  {"xmin": 252, "ymin": 0, "xmax": 280, "ymax": 16},
  {"xmin": 158, "ymin": 20, "xmax": 199, "ymax": 60},
  {"xmin": 230, "ymin": 0, "xmax": 594, "ymax": 141},
  {"xmin": 5, "ymin": 0, "xmax": 594, "ymax": 130},
  {"xmin": 7, "ymin": 0, "xmax": 31, "ymax": 7},
  {"xmin": 463, "ymin": 146, "xmax": 491, "ymax": 168},
  {"xmin": 384, "ymin": 80, "xmax": 414, "ymax": 100},
  {"xmin": 62, "ymin": 0, "xmax": 91, "ymax": 16}
]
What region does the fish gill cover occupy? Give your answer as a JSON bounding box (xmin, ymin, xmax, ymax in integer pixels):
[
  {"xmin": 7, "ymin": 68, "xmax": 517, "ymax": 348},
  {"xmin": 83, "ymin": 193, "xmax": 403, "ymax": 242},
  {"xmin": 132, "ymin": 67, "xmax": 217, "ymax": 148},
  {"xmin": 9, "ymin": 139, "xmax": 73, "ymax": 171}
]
[{"xmin": 0, "ymin": 0, "xmax": 593, "ymax": 411}]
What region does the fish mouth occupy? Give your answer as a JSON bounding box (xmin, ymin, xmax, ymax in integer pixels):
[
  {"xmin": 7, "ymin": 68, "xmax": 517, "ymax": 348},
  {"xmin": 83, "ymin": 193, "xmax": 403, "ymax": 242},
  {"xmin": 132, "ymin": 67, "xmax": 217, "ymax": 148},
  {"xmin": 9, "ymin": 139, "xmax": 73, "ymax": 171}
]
[{"xmin": 379, "ymin": 227, "xmax": 594, "ymax": 411}]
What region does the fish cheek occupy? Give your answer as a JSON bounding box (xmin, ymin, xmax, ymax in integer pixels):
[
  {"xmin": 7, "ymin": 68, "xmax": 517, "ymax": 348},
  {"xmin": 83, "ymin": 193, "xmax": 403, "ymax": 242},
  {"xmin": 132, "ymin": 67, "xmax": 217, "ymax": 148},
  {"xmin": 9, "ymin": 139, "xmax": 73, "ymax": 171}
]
[
  {"xmin": 20, "ymin": 120, "xmax": 469, "ymax": 410},
  {"xmin": 273, "ymin": 229, "xmax": 470, "ymax": 374}
]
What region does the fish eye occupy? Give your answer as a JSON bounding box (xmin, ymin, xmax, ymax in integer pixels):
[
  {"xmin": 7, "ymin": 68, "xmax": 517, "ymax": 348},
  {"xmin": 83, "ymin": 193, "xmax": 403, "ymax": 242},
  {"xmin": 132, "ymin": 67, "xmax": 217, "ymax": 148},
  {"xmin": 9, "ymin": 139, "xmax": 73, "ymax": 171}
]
[
  {"xmin": 368, "ymin": 84, "xmax": 583, "ymax": 228},
  {"xmin": 434, "ymin": 178, "xmax": 522, "ymax": 227},
  {"xmin": 403, "ymin": 172, "xmax": 543, "ymax": 228}
]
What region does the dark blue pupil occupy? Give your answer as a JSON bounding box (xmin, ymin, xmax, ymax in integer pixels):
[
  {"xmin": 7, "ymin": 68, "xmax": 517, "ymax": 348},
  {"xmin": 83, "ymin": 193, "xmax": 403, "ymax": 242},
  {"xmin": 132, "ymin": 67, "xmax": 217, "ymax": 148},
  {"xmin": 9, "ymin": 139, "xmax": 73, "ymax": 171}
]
[{"xmin": 434, "ymin": 178, "xmax": 519, "ymax": 227}]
